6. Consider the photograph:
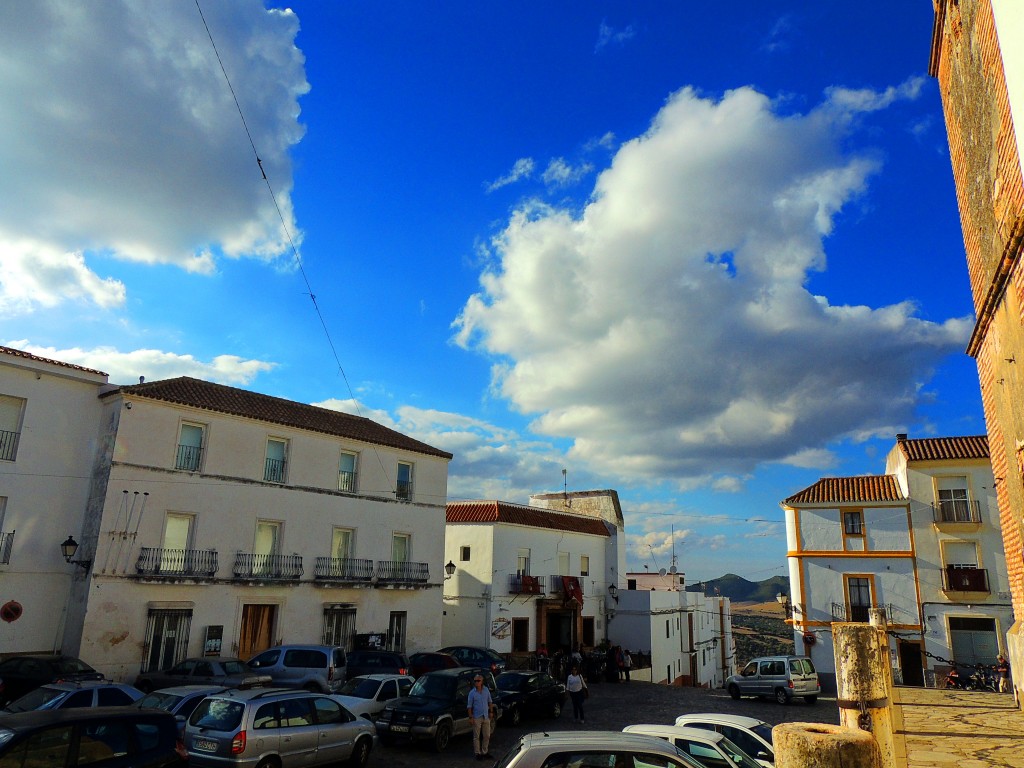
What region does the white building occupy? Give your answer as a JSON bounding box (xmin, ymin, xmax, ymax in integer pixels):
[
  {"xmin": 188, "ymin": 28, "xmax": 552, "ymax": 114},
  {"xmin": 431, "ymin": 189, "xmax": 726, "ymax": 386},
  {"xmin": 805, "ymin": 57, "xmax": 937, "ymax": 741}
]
[
  {"xmin": 781, "ymin": 434, "xmax": 1012, "ymax": 691},
  {"xmin": 1, "ymin": 347, "xmax": 453, "ymax": 682}
]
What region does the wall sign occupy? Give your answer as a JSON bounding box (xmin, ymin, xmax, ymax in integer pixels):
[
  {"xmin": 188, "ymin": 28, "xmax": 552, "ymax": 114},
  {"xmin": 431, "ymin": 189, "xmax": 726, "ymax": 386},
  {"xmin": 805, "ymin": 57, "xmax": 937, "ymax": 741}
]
[
  {"xmin": 491, "ymin": 618, "xmax": 511, "ymax": 639},
  {"xmin": 0, "ymin": 601, "xmax": 22, "ymax": 623}
]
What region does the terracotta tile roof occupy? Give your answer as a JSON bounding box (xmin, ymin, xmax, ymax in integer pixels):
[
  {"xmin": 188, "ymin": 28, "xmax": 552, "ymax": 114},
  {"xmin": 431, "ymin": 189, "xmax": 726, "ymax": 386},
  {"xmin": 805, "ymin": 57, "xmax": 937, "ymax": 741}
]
[
  {"xmin": 447, "ymin": 500, "xmax": 611, "ymax": 536},
  {"xmin": 0, "ymin": 345, "xmax": 107, "ymax": 377},
  {"xmin": 783, "ymin": 475, "xmax": 905, "ymax": 505},
  {"xmin": 107, "ymin": 376, "xmax": 452, "ymax": 459},
  {"xmin": 897, "ymin": 435, "xmax": 989, "ymax": 461}
]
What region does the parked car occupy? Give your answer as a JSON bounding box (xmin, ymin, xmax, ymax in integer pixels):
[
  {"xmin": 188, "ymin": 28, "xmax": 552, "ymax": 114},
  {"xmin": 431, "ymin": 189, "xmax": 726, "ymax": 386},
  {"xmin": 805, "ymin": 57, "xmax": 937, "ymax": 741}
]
[
  {"xmin": 134, "ymin": 657, "xmax": 268, "ymax": 693},
  {"xmin": 0, "ymin": 706, "xmax": 188, "ymax": 767},
  {"xmin": 493, "ymin": 731, "xmax": 704, "ymax": 768},
  {"xmin": 136, "ymin": 685, "xmax": 230, "ymax": 738},
  {"xmin": 3, "ymin": 680, "xmax": 143, "ymax": 713},
  {"xmin": 344, "ymin": 650, "xmax": 411, "ymax": 680},
  {"xmin": 726, "ymin": 655, "xmax": 820, "ymax": 704},
  {"xmin": 623, "ymin": 724, "xmax": 765, "ymax": 768},
  {"xmin": 246, "ymin": 644, "xmax": 348, "ymax": 693},
  {"xmin": 185, "ymin": 686, "xmax": 376, "ymax": 767},
  {"xmin": 0, "ymin": 655, "xmax": 103, "ymax": 705},
  {"xmin": 674, "ymin": 713, "xmax": 775, "ymax": 767},
  {"xmin": 437, "ymin": 646, "xmax": 507, "ymax": 674},
  {"xmin": 409, "ymin": 651, "xmax": 460, "ymax": 678},
  {"xmin": 494, "ymin": 670, "xmax": 565, "ymax": 725},
  {"xmin": 333, "ymin": 674, "xmax": 414, "ymax": 719},
  {"xmin": 374, "ymin": 667, "xmax": 503, "ymax": 752}
]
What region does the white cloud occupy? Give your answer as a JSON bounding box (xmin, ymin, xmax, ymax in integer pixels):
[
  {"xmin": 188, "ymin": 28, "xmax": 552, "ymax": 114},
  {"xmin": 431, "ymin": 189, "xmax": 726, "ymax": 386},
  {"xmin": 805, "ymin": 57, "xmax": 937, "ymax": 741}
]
[
  {"xmin": 1, "ymin": 341, "xmax": 275, "ymax": 385},
  {"xmin": 486, "ymin": 158, "xmax": 536, "ymax": 192},
  {"xmin": 585, "ymin": 132, "xmax": 617, "ymax": 152},
  {"xmin": 596, "ymin": 22, "xmax": 636, "ymax": 52},
  {"xmin": 454, "ymin": 85, "xmax": 971, "ymax": 485},
  {"xmin": 824, "ymin": 76, "xmax": 925, "ymax": 114},
  {"xmin": 542, "ymin": 158, "xmax": 594, "ymax": 189},
  {"xmin": 0, "ymin": 0, "xmax": 308, "ymax": 313}
]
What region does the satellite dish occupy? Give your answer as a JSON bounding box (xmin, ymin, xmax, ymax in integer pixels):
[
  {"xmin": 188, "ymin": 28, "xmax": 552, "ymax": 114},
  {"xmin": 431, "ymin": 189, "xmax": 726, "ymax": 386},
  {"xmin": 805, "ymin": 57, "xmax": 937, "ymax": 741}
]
[
  {"xmin": 669, "ymin": 565, "xmax": 677, "ymax": 574},
  {"xmin": 658, "ymin": 568, "xmax": 667, "ymax": 577}
]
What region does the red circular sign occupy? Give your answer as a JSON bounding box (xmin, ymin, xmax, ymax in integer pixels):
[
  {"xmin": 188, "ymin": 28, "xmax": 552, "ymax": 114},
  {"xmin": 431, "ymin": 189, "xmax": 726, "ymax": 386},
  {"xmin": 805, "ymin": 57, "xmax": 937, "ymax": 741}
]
[
  {"xmin": 802, "ymin": 631, "xmax": 816, "ymax": 646},
  {"xmin": 0, "ymin": 601, "xmax": 23, "ymax": 623}
]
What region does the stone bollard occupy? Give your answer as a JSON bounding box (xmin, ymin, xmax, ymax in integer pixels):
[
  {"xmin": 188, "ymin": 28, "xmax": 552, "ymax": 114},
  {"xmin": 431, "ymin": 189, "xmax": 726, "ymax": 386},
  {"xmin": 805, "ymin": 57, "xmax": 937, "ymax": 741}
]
[
  {"xmin": 834, "ymin": 622, "xmax": 898, "ymax": 768},
  {"xmin": 773, "ymin": 723, "xmax": 881, "ymax": 768}
]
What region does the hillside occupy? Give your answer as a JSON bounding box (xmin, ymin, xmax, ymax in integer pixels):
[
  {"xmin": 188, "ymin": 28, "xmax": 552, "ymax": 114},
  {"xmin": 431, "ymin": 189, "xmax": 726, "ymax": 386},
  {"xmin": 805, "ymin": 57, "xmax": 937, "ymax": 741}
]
[
  {"xmin": 686, "ymin": 572, "xmax": 789, "ymax": 603},
  {"xmin": 730, "ymin": 601, "xmax": 795, "ymax": 664}
]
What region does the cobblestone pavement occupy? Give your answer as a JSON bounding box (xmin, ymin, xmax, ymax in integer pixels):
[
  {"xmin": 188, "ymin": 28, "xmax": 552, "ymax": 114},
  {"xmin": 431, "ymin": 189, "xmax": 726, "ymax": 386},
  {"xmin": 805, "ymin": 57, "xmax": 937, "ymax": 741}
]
[
  {"xmin": 367, "ymin": 679, "xmax": 839, "ymax": 768},
  {"xmin": 894, "ymin": 686, "xmax": 1024, "ymax": 768}
]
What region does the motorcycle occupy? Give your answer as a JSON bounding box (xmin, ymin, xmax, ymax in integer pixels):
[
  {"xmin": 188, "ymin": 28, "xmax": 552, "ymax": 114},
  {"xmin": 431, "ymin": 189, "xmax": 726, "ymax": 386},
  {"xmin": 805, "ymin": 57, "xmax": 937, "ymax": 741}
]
[
  {"xmin": 944, "ymin": 667, "xmax": 968, "ymax": 689},
  {"xmin": 968, "ymin": 664, "xmax": 998, "ymax": 692}
]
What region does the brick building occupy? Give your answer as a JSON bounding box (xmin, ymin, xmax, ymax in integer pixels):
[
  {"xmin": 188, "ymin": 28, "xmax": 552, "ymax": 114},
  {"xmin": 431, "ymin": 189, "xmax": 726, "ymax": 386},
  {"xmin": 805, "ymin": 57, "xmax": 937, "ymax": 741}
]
[{"xmin": 929, "ymin": 0, "xmax": 1024, "ymax": 702}]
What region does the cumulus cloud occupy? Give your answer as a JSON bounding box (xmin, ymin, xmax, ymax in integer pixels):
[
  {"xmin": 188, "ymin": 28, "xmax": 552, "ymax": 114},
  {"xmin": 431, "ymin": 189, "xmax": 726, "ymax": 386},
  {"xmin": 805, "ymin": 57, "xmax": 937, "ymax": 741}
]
[
  {"xmin": 454, "ymin": 84, "xmax": 971, "ymax": 485},
  {"xmin": 0, "ymin": 0, "xmax": 308, "ymax": 313},
  {"xmin": 486, "ymin": 158, "xmax": 536, "ymax": 192},
  {"xmin": 596, "ymin": 21, "xmax": 636, "ymax": 52},
  {"xmin": 1, "ymin": 341, "xmax": 275, "ymax": 385}
]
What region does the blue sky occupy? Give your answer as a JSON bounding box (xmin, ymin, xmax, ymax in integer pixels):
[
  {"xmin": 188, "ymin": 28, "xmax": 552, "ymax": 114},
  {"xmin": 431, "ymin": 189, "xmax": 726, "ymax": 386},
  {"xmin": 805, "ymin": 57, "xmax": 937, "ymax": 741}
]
[{"xmin": 0, "ymin": 1, "xmax": 983, "ymax": 583}]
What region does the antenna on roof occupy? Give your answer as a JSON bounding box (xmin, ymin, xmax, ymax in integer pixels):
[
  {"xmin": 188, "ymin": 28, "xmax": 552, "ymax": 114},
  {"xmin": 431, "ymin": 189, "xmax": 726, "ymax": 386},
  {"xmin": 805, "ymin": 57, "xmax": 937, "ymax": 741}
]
[
  {"xmin": 562, "ymin": 468, "xmax": 571, "ymax": 509},
  {"xmin": 669, "ymin": 524, "xmax": 678, "ymax": 574}
]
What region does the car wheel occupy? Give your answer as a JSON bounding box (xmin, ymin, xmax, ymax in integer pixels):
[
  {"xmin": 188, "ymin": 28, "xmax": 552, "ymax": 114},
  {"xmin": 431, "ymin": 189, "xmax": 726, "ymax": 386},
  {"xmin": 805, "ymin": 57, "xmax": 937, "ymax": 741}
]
[
  {"xmin": 255, "ymin": 758, "xmax": 280, "ymax": 768},
  {"xmin": 551, "ymin": 700, "xmax": 562, "ymax": 718},
  {"xmin": 774, "ymin": 688, "xmax": 791, "ymax": 705},
  {"xmin": 509, "ymin": 706, "xmax": 521, "ymax": 726},
  {"xmin": 348, "ymin": 736, "xmax": 372, "ymax": 768},
  {"xmin": 433, "ymin": 721, "xmax": 452, "ymax": 752},
  {"xmin": 728, "ymin": 684, "xmax": 741, "ymax": 700},
  {"xmin": 804, "ymin": 695, "xmax": 817, "ymax": 704}
]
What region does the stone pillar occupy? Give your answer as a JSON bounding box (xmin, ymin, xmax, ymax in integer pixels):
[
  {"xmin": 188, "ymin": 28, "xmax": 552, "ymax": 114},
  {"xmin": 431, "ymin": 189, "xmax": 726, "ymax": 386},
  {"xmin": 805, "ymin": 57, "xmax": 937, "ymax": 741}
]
[
  {"xmin": 773, "ymin": 723, "xmax": 880, "ymax": 768},
  {"xmin": 834, "ymin": 622, "xmax": 898, "ymax": 768}
]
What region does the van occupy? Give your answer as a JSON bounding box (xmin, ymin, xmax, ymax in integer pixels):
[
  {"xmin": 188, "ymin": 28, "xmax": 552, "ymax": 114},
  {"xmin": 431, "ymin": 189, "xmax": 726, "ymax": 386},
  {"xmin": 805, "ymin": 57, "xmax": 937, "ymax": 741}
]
[
  {"xmin": 726, "ymin": 655, "xmax": 819, "ymax": 704},
  {"xmin": 246, "ymin": 645, "xmax": 347, "ymax": 693}
]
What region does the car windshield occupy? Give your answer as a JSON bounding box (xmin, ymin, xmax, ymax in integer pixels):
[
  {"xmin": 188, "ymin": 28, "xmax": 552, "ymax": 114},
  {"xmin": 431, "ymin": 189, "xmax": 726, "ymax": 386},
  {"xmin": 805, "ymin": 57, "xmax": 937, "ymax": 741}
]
[
  {"xmin": 5, "ymin": 687, "xmax": 66, "ymax": 713},
  {"xmin": 221, "ymin": 661, "xmax": 247, "ymax": 675},
  {"xmin": 189, "ymin": 698, "xmax": 244, "ymax": 731},
  {"xmin": 718, "ymin": 736, "xmax": 763, "ymax": 768},
  {"xmin": 482, "ymin": 649, "xmax": 503, "ymax": 662},
  {"xmin": 496, "ymin": 673, "xmax": 525, "ymax": 691},
  {"xmin": 137, "ymin": 691, "xmax": 184, "ymax": 711},
  {"xmin": 409, "ymin": 675, "xmax": 456, "ymax": 700},
  {"xmin": 338, "ymin": 678, "xmax": 380, "ymax": 698},
  {"xmin": 751, "ymin": 723, "xmax": 773, "ymax": 744},
  {"xmin": 54, "ymin": 658, "xmax": 95, "ymax": 675}
]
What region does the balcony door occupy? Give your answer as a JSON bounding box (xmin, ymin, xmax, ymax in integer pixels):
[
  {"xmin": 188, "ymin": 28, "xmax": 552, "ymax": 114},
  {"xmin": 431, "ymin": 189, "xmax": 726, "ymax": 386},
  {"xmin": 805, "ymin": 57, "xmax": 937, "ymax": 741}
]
[
  {"xmin": 161, "ymin": 513, "xmax": 193, "ymax": 573},
  {"xmin": 255, "ymin": 521, "xmax": 281, "ymax": 576}
]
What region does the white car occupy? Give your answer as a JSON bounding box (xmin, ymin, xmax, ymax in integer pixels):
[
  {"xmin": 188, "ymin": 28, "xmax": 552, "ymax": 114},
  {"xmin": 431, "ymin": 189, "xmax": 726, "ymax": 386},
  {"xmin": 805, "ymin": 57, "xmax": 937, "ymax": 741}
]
[
  {"xmin": 623, "ymin": 724, "xmax": 764, "ymax": 768},
  {"xmin": 674, "ymin": 714, "xmax": 774, "ymax": 767},
  {"xmin": 331, "ymin": 673, "xmax": 414, "ymax": 719}
]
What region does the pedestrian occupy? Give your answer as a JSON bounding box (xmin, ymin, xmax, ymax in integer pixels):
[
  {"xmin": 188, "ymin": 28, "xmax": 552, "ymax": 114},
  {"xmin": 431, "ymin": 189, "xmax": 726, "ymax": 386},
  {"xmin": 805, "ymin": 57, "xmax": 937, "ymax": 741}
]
[
  {"xmin": 605, "ymin": 645, "xmax": 618, "ymax": 683},
  {"xmin": 996, "ymin": 654, "xmax": 1011, "ymax": 693},
  {"xmin": 467, "ymin": 673, "xmax": 495, "ymax": 760},
  {"xmin": 566, "ymin": 663, "xmax": 588, "ymax": 723},
  {"xmin": 623, "ymin": 649, "xmax": 632, "ymax": 682},
  {"xmin": 615, "ymin": 645, "xmax": 624, "ymax": 682},
  {"xmin": 537, "ymin": 643, "xmax": 549, "ymax": 673}
]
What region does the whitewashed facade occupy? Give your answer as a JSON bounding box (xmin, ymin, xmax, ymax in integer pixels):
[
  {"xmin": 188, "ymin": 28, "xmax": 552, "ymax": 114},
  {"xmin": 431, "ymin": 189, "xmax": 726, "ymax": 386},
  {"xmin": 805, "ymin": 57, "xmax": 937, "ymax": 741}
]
[{"xmin": 782, "ymin": 434, "xmax": 1011, "ymax": 691}]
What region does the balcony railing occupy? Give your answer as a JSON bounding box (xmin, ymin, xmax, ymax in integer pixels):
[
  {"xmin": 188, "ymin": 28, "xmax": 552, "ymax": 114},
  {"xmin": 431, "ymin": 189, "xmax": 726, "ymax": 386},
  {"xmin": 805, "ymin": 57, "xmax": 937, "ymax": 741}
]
[
  {"xmin": 136, "ymin": 547, "xmax": 218, "ymax": 578},
  {"xmin": 314, "ymin": 556, "xmax": 374, "ymax": 582},
  {"xmin": 943, "ymin": 566, "xmax": 990, "ymax": 592},
  {"xmin": 264, "ymin": 457, "xmax": 287, "ymax": 483},
  {"xmin": 175, "ymin": 444, "xmax": 202, "ymax": 472},
  {"xmin": 396, "ymin": 480, "xmax": 413, "ymax": 501},
  {"xmin": 830, "ymin": 602, "xmax": 895, "ymax": 622},
  {"xmin": 233, "ymin": 553, "xmax": 303, "ymax": 581},
  {"xmin": 0, "ymin": 531, "xmax": 14, "ymax": 564},
  {"xmin": 932, "ymin": 499, "xmax": 981, "ymax": 524},
  {"xmin": 509, "ymin": 574, "xmax": 543, "ymax": 594},
  {"xmin": 339, "ymin": 470, "xmax": 357, "ymax": 493},
  {"xmin": 375, "ymin": 560, "xmax": 429, "ymax": 583},
  {"xmin": 0, "ymin": 429, "xmax": 19, "ymax": 462}
]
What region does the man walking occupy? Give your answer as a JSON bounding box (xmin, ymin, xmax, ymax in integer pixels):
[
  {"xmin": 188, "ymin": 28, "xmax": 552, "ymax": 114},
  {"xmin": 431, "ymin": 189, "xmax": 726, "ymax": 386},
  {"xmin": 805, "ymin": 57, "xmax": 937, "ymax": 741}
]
[
  {"xmin": 996, "ymin": 654, "xmax": 1011, "ymax": 693},
  {"xmin": 467, "ymin": 673, "xmax": 495, "ymax": 760}
]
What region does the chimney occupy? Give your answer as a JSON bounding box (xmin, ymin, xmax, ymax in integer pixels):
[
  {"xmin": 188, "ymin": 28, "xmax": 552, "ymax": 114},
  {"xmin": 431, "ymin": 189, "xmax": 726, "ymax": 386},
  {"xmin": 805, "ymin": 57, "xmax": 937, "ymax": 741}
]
[{"xmin": 896, "ymin": 433, "xmax": 907, "ymax": 442}]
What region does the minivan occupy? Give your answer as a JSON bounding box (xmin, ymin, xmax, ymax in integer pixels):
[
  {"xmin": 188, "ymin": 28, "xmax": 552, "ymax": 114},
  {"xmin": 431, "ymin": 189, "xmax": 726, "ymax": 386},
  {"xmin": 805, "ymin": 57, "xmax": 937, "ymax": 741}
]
[
  {"xmin": 246, "ymin": 645, "xmax": 347, "ymax": 693},
  {"xmin": 726, "ymin": 655, "xmax": 819, "ymax": 704}
]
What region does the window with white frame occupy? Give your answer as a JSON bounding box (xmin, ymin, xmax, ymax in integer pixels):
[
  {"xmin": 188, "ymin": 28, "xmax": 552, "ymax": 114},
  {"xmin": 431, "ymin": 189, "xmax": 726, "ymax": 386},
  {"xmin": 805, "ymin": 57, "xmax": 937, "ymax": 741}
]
[
  {"xmin": 936, "ymin": 476, "xmax": 971, "ymax": 522},
  {"xmin": 517, "ymin": 548, "xmax": 531, "ymax": 576},
  {"xmin": 392, "ymin": 533, "xmax": 410, "ymax": 563},
  {"xmin": 143, "ymin": 608, "xmax": 192, "ymax": 672},
  {"xmin": 339, "ymin": 451, "xmax": 358, "ymax": 493},
  {"xmin": 264, "ymin": 438, "xmax": 288, "ymax": 483},
  {"xmin": 161, "ymin": 513, "xmax": 194, "ymax": 573},
  {"xmin": 396, "ymin": 462, "xmax": 413, "ymax": 500},
  {"xmin": 0, "ymin": 395, "xmax": 25, "ymax": 462},
  {"xmin": 323, "ymin": 606, "xmax": 356, "ymax": 649},
  {"xmin": 332, "ymin": 528, "xmax": 353, "ymax": 561},
  {"xmin": 176, "ymin": 422, "xmax": 205, "ymax": 471},
  {"xmin": 580, "ymin": 555, "xmax": 589, "ymax": 577},
  {"xmin": 254, "ymin": 520, "xmax": 281, "ymax": 575}
]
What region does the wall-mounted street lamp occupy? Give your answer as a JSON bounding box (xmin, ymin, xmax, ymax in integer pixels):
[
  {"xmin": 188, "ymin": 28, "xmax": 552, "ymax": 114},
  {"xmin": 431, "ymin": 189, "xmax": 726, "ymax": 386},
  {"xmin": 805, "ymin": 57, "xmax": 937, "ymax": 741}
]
[
  {"xmin": 444, "ymin": 560, "xmax": 456, "ymax": 580},
  {"xmin": 608, "ymin": 584, "xmax": 619, "ymax": 604},
  {"xmin": 776, "ymin": 591, "xmax": 792, "ymax": 619},
  {"xmin": 61, "ymin": 536, "xmax": 92, "ymax": 571}
]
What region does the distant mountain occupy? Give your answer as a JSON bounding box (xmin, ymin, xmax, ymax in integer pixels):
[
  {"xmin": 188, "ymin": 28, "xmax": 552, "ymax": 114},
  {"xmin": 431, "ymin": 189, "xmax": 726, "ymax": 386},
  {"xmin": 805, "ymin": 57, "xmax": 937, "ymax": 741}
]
[{"xmin": 686, "ymin": 573, "xmax": 789, "ymax": 603}]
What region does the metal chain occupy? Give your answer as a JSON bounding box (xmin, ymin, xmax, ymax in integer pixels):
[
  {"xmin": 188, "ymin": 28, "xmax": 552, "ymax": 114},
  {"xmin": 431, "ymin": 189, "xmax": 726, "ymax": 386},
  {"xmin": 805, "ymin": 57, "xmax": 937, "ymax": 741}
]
[{"xmin": 884, "ymin": 628, "xmax": 961, "ymax": 668}]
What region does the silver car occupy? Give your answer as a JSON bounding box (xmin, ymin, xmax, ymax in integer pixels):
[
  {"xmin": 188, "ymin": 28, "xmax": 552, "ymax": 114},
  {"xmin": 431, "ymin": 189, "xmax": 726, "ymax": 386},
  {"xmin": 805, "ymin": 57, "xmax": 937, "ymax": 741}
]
[
  {"xmin": 494, "ymin": 731, "xmax": 704, "ymax": 768},
  {"xmin": 185, "ymin": 687, "xmax": 376, "ymax": 767},
  {"xmin": 726, "ymin": 655, "xmax": 819, "ymax": 705}
]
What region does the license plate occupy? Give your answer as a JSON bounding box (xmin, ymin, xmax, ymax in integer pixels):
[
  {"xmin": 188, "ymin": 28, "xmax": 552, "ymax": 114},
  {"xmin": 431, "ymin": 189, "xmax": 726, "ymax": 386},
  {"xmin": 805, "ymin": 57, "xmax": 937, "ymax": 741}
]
[
  {"xmin": 194, "ymin": 739, "xmax": 218, "ymax": 752},
  {"xmin": 391, "ymin": 725, "xmax": 409, "ymax": 733}
]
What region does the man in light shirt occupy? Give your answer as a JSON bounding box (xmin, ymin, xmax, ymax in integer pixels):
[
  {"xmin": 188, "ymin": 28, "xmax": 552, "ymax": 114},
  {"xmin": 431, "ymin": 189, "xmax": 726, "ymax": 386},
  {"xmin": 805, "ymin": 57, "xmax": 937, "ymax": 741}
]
[{"xmin": 467, "ymin": 673, "xmax": 495, "ymax": 760}]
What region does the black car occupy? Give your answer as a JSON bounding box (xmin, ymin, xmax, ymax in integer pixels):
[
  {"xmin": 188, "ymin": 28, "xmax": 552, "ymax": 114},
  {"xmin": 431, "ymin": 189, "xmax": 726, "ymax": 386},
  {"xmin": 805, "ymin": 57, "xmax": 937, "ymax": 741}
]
[
  {"xmin": 437, "ymin": 646, "xmax": 507, "ymax": 674},
  {"xmin": 133, "ymin": 657, "xmax": 267, "ymax": 693},
  {"xmin": 0, "ymin": 706, "xmax": 188, "ymax": 766},
  {"xmin": 374, "ymin": 667, "xmax": 503, "ymax": 752},
  {"xmin": 344, "ymin": 650, "xmax": 411, "ymax": 680},
  {"xmin": 494, "ymin": 670, "xmax": 566, "ymax": 725},
  {"xmin": 0, "ymin": 655, "xmax": 103, "ymax": 705},
  {"xmin": 409, "ymin": 652, "xmax": 461, "ymax": 678}
]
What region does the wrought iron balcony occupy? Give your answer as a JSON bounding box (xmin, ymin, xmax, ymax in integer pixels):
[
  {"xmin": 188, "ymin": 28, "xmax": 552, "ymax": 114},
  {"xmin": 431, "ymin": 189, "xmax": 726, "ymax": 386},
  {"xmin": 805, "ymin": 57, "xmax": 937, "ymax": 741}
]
[
  {"xmin": 314, "ymin": 556, "xmax": 374, "ymax": 582},
  {"xmin": 943, "ymin": 566, "xmax": 990, "ymax": 593},
  {"xmin": 374, "ymin": 560, "xmax": 429, "ymax": 584},
  {"xmin": 0, "ymin": 531, "xmax": 13, "ymax": 564},
  {"xmin": 396, "ymin": 480, "xmax": 413, "ymax": 501},
  {"xmin": 175, "ymin": 444, "xmax": 202, "ymax": 472},
  {"xmin": 136, "ymin": 547, "xmax": 218, "ymax": 578},
  {"xmin": 509, "ymin": 574, "xmax": 543, "ymax": 594},
  {"xmin": 0, "ymin": 429, "xmax": 18, "ymax": 462},
  {"xmin": 338, "ymin": 470, "xmax": 357, "ymax": 493},
  {"xmin": 264, "ymin": 457, "xmax": 287, "ymax": 483},
  {"xmin": 830, "ymin": 602, "xmax": 895, "ymax": 622},
  {"xmin": 932, "ymin": 499, "xmax": 981, "ymax": 524},
  {"xmin": 233, "ymin": 553, "xmax": 303, "ymax": 581}
]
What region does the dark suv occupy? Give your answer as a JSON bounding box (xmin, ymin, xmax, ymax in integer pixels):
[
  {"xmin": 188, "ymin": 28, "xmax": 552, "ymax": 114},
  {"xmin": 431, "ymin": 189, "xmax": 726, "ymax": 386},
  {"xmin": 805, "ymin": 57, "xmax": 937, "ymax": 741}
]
[
  {"xmin": 344, "ymin": 651, "xmax": 410, "ymax": 680},
  {"xmin": 374, "ymin": 667, "xmax": 502, "ymax": 752}
]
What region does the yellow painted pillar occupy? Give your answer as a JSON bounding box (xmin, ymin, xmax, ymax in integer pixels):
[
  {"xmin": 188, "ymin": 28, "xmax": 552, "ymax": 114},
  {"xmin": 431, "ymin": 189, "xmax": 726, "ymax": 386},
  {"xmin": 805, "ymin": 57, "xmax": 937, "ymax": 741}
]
[{"xmin": 834, "ymin": 622, "xmax": 898, "ymax": 768}]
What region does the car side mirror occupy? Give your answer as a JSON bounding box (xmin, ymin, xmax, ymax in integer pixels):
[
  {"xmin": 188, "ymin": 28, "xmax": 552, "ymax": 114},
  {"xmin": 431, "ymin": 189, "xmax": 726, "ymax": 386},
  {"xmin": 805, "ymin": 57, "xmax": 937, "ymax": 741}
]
[{"xmin": 757, "ymin": 751, "xmax": 768, "ymax": 760}]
